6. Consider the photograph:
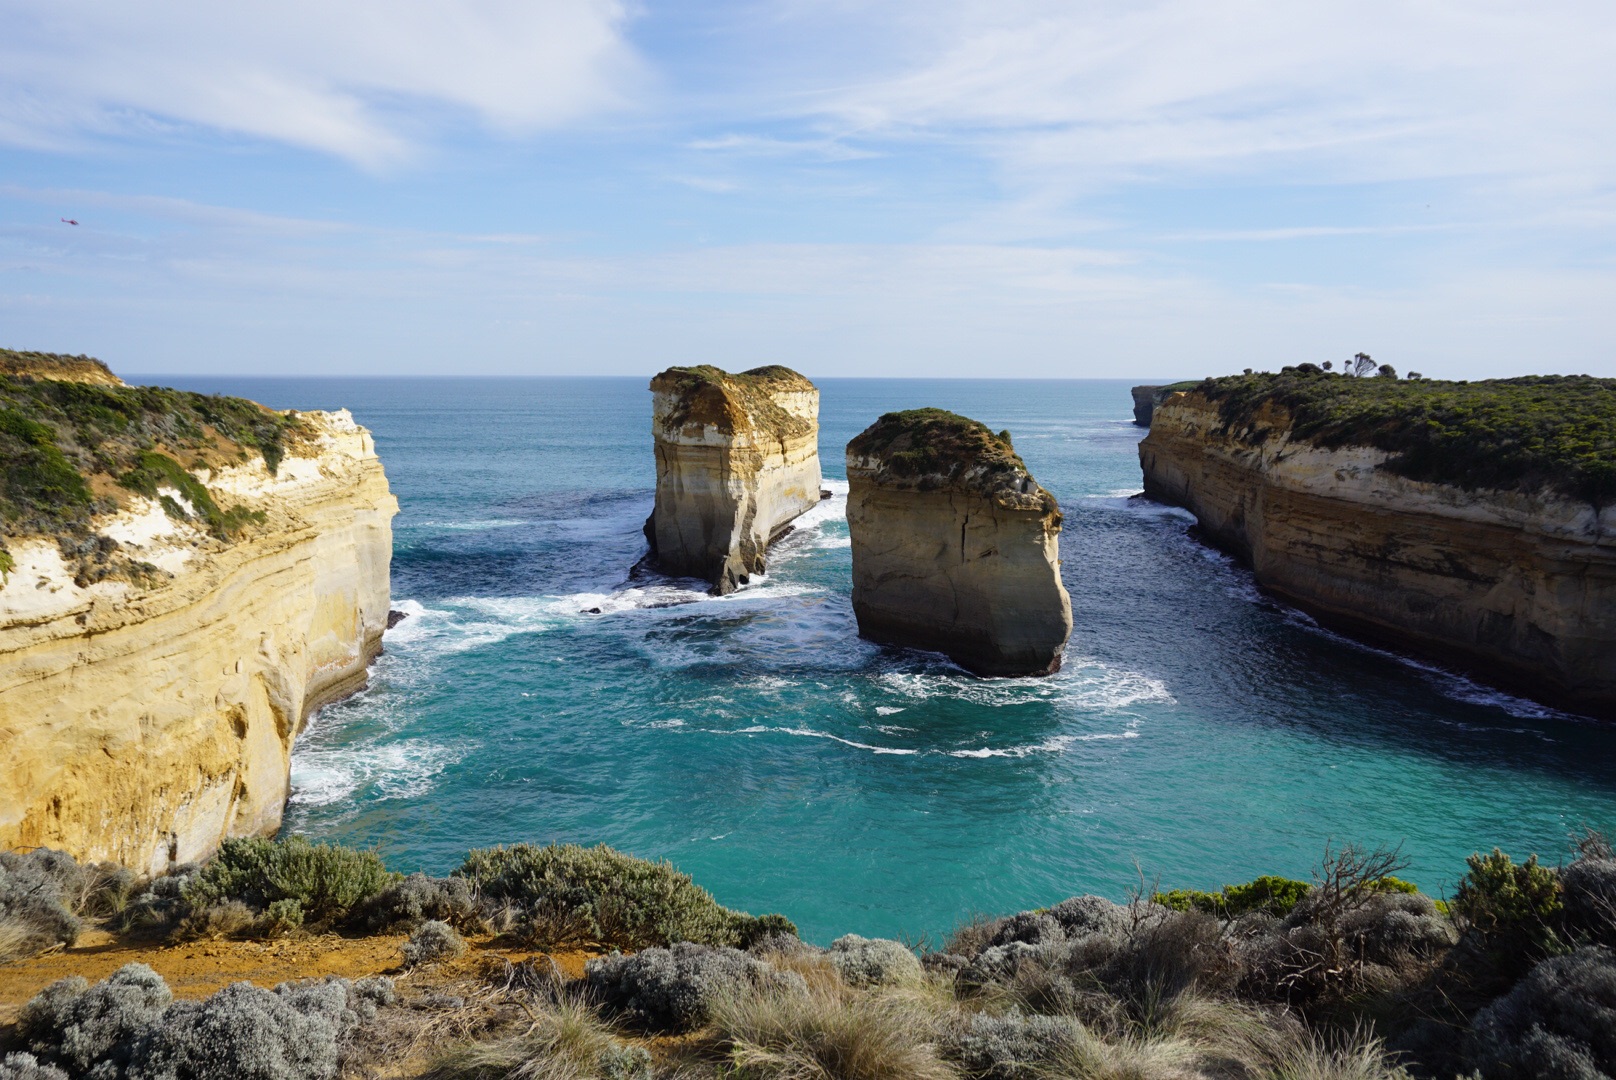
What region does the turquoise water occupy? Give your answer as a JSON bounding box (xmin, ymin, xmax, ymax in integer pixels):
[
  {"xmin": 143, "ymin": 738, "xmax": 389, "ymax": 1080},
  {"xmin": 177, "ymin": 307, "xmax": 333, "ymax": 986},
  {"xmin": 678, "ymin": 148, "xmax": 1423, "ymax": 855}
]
[{"xmin": 149, "ymin": 376, "xmax": 1616, "ymax": 945}]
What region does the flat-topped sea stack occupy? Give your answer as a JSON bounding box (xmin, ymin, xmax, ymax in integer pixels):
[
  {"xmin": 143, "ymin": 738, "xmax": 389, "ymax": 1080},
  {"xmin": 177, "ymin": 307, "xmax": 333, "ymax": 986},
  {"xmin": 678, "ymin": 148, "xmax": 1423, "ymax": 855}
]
[
  {"xmin": 1141, "ymin": 369, "xmax": 1616, "ymax": 716},
  {"xmin": 0, "ymin": 350, "xmax": 396, "ymax": 873},
  {"xmin": 846, "ymin": 409, "xmax": 1072, "ymax": 676},
  {"xmin": 644, "ymin": 364, "xmax": 823, "ymax": 594}
]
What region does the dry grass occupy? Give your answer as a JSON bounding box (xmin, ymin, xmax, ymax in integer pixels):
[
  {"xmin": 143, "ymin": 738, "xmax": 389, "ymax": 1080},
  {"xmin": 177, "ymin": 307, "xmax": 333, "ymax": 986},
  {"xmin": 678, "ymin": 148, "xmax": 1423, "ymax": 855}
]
[
  {"xmin": 0, "ymin": 914, "xmax": 39, "ymax": 963},
  {"xmin": 422, "ymin": 992, "xmax": 645, "ymax": 1080},
  {"xmin": 712, "ymin": 980, "xmax": 960, "ymax": 1080}
]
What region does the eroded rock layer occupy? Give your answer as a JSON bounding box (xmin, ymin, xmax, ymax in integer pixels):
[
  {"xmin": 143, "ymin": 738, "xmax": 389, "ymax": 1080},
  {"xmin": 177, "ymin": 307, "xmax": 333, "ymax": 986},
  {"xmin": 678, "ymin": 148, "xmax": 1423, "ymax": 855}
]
[
  {"xmin": 846, "ymin": 409, "xmax": 1072, "ymax": 676},
  {"xmin": 0, "ymin": 410, "xmax": 396, "ymax": 874},
  {"xmin": 1140, "ymin": 390, "xmax": 1616, "ymax": 716},
  {"xmin": 645, "ymin": 365, "xmax": 823, "ymax": 594}
]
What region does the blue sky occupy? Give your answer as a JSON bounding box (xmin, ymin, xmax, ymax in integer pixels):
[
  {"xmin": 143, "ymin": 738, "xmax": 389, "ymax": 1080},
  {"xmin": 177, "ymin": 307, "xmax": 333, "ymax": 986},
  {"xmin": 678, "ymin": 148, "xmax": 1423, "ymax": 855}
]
[{"xmin": 2, "ymin": 0, "xmax": 1613, "ymax": 378}]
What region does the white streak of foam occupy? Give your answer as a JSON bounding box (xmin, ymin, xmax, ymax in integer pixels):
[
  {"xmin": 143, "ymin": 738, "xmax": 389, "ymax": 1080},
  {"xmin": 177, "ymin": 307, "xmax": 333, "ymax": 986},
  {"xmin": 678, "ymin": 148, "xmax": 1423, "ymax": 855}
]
[{"xmin": 289, "ymin": 738, "xmax": 467, "ymax": 808}]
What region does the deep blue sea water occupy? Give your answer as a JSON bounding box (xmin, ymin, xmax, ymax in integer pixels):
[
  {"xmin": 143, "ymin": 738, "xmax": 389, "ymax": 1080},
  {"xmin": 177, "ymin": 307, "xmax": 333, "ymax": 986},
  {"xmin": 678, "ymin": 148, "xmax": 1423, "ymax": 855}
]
[{"xmin": 140, "ymin": 376, "xmax": 1616, "ymax": 945}]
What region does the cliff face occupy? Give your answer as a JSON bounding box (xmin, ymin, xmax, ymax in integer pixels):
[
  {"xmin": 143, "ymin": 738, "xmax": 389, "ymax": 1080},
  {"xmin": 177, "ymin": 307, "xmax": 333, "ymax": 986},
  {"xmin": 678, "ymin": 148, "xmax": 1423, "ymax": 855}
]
[
  {"xmin": 644, "ymin": 365, "xmax": 823, "ymax": 594},
  {"xmin": 846, "ymin": 410, "xmax": 1072, "ymax": 676},
  {"xmin": 1141, "ymin": 391, "xmax": 1616, "ymax": 716},
  {"xmin": 0, "ymin": 410, "xmax": 396, "ymax": 874},
  {"xmin": 1132, "ymin": 385, "xmax": 1163, "ymax": 426}
]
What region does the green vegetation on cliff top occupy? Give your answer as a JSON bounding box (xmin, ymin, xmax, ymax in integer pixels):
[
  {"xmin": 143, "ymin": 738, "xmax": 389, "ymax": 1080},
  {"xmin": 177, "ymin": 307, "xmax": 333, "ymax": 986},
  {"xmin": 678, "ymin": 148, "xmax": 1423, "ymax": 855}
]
[
  {"xmin": 650, "ymin": 363, "xmax": 815, "ymax": 437},
  {"xmin": 0, "ymin": 348, "xmax": 310, "ymax": 567},
  {"xmin": 847, "ymin": 408, "xmax": 1028, "ymax": 484},
  {"xmin": 1188, "ymin": 369, "xmax": 1616, "ymax": 505}
]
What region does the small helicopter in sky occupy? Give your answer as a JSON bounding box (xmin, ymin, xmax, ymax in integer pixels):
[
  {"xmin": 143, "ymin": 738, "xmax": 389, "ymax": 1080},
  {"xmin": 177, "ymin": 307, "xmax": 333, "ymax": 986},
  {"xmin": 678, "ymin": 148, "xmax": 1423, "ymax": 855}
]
[{"xmin": 60, "ymin": 217, "xmax": 79, "ymax": 226}]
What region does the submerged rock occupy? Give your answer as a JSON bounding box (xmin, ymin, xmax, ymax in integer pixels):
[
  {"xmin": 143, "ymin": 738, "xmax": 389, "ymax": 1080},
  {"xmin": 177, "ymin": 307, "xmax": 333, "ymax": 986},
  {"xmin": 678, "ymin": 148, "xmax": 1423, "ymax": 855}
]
[
  {"xmin": 643, "ymin": 365, "xmax": 823, "ymax": 595},
  {"xmin": 846, "ymin": 409, "xmax": 1071, "ymax": 676}
]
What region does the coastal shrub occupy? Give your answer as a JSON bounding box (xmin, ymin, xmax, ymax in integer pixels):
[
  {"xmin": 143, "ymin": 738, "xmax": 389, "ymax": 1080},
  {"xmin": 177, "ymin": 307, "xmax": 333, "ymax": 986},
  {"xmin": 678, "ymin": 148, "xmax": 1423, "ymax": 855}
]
[
  {"xmin": 16, "ymin": 963, "xmax": 172, "ymax": 1075},
  {"xmin": 1155, "ymin": 875, "xmax": 1312, "ymax": 918},
  {"xmin": 1561, "ymin": 857, "xmax": 1616, "ymax": 947},
  {"xmin": 1, "ymin": 361, "xmax": 310, "ymax": 545},
  {"xmin": 0, "ymin": 407, "xmax": 93, "ymax": 526},
  {"xmin": 585, "ymin": 942, "xmax": 807, "ymax": 1033},
  {"xmin": 403, "ymin": 920, "xmax": 467, "ymax": 968},
  {"xmin": 1467, "ymin": 946, "xmax": 1616, "ymax": 1079},
  {"xmin": 455, "ymin": 843, "xmax": 794, "ymax": 950},
  {"xmin": 0, "ymin": 1054, "xmax": 69, "ymax": 1080},
  {"xmin": 179, "ymin": 835, "xmax": 397, "ymax": 934},
  {"xmin": 1453, "ymin": 849, "xmax": 1564, "ymax": 964},
  {"xmin": 352, "ymin": 873, "xmax": 482, "ymax": 933},
  {"xmin": 116, "ymin": 451, "xmax": 265, "ymax": 539},
  {"xmin": 125, "ymin": 977, "xmax": 359, "ymax": 1080},
  {"xmin": 17, "ymin": 967, "xmax": 392, "ymax": 1080},
  {"xmin": 827, "ymin": 934, "xmax": 924, "ymax": 988},
  {"xmin": 1338, "ymin": 891, "xmax": 1456, "ymax": 964},
  {"xmin": 947, "ymin": 1009, "xmax": 1084, "ymax": 1080},
  {"xmin": 711, "ymin": 980, "xmax": 957, "ymax": 1080},
  {"xmin": 0, "ymin": 849, "xmax": 92, "ymax": 960}
]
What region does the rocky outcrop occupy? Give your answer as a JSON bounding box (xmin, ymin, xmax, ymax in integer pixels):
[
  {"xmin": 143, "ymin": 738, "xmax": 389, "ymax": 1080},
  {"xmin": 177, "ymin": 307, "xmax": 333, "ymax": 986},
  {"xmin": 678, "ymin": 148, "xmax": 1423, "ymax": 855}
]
[
  {"xmin": 1140, "ymin": 390, "xmax": 1616, "ymax": 716},
  {"xmin": 0, "ymin": 409, "xmax": 396, "ymax": 874},
  {"xmin": 1131, "ymin": 384, "xmax": 1192, "ymax": 427},
  {"xmin": 846, "ymin": 409, "xmax": 1072, "ymax": 676},
  {"xmin": 644, "ymin": 365, "xmax": 823, "ymax": 594}
]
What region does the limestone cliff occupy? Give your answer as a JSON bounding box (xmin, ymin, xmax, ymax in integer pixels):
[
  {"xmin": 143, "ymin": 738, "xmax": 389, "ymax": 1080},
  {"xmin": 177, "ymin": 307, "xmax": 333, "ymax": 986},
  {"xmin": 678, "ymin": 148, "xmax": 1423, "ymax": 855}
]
[
  {"xmin": 644, "ymin": 365, "xmax": 823, "ymax": 594},
  {"xmin": 1141, "ymin": 382, "xmax": 1616, "ymax": 717},
  {"xmin": 0, "ymin": 364, "xmax": 396, "ymax": 874},
  {"xmin": 1132, "ymin": 383, "xmax": 1194, "ymax": 427},
  {"xmin": 846, "ymin": 409, "xmax": 1072, "ymax": 676}
]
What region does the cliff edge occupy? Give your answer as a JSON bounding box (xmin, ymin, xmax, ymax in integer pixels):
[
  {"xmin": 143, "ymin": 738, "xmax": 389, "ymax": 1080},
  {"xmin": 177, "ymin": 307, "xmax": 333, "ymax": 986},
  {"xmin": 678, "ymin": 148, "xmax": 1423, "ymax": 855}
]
[
  {"xmin": 1140, "ymin": 370, "xmax": 1616, "ymax": 716},
  {"xmin": 644, "ymin": 365, "xmax": 823, "ymax": 594},
  {"xmin": 846, "ymin": 409, "xmax": 1072, "ymax": 676},
  {"xmin": 0, "ymin": 354, "xmax": 397, "ymax": 873}
]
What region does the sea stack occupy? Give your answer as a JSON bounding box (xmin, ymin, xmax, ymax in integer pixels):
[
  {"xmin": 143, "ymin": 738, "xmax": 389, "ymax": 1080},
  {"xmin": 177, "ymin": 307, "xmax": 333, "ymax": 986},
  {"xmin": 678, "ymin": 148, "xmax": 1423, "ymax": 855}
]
[
  {"xmin": 0, "ymin": 351, "xmax": 396, "ymax": 873},
  {"xmin": 846, "ymin": 409, "xmax": 1072, "ymax": 676},
  {"xmin": 645, "ymin": 365, "xmax": 823, "ymax": 594}
]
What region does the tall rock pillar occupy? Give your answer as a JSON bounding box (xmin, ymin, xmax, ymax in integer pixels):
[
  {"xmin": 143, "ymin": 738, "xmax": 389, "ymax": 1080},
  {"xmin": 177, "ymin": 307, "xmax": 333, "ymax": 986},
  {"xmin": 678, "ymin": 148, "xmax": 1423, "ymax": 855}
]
[
  {"xmin": 645, "ymin": 365, "xmax": 823, "ymax": 594},
  {"xmin": 846, "ymin": 409, "xmax": 1072, "ymax": 676}
]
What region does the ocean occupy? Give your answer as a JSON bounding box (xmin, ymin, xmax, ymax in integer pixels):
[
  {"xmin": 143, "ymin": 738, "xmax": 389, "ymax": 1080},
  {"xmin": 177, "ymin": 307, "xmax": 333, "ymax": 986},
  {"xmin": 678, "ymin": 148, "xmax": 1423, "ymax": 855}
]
[{"xmin": 143, "ymin": 375, "xmax": 1616, "ymax": 945}]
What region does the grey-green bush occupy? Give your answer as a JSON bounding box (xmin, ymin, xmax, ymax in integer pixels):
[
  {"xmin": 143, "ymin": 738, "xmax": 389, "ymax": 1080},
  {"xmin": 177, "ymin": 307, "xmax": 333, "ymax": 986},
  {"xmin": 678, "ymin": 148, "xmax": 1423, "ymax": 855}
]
[
  {"xmin": 584, "ymin": 942, "xmax": 807, "ymax": 1032},
  {"xmin": 0, "ymin": 850, "xmax": 86, "ymax": 959},
  {"xmin": 1562, "ymin": 858, "xmax": 1616, "ymax": 947},
  {"xmin": 948, "ymin": 1010, "xmax": 1085, "ymax": 1080},
  {"xmin": 353, "ymin": 873, "xmax": 481, "ymax": 933},
  {"xmin": 0, "ymin": 1054, "xmax": 69, "ymax": 1080},
  {"xmin": 455, "ymin": 843, "xmax": 793, "ymax": 950},
  {"xmin": 16, "ymin": 963, "xmax": 172, "ymax": 1075},
  {"xmin": 16, "ymin": 964, "xmax": 392, "ymax": 1080},
  {"xmin": 826, "ymin": 934, "xmax": 923, "ymax": 987},
  {"xmin": 1467, "ymin": 946, "xmax": 1616, "ymax": 1079},
  {"xmin": 403, "ymin": 920, "xmax": 467, "ymax": 968}
]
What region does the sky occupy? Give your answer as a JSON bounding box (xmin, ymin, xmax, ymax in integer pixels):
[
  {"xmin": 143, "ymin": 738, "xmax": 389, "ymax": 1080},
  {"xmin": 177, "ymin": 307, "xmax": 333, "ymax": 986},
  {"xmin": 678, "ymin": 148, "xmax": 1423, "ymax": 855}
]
[{"xmin": 2, "ymin": 0, "xmax": 1614, "ymax": 379}]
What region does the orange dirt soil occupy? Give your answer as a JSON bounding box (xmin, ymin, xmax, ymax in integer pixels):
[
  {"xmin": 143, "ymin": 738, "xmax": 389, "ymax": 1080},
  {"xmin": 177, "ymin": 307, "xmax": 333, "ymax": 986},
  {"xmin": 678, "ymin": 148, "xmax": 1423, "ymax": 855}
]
[{"xmin": 0, "ymin": 925, "xmax": 596, "ymax": 1025}]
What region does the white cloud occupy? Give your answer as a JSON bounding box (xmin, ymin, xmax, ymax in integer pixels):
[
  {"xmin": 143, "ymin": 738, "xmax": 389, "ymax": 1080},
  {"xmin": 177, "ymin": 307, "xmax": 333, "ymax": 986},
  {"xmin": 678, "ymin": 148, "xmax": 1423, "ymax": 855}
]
[
  {"xmin": 791, "ymin": 0, "xmax": 1616, "ymax": 191},
  {"xmin": 0, "ymin": 0, "xmax": 642, "ymax": 166}
]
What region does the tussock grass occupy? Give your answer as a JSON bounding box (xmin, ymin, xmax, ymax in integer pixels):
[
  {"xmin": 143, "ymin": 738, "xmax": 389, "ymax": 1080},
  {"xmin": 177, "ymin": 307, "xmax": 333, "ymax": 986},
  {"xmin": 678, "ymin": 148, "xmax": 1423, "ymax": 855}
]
[
  {"xmin": 423, "ymin": 994, "xmax": 648, "ymax": 1080},
  {"xmin": 712, "ymin": 981, "xmax": 958, "ymax": 1080}
]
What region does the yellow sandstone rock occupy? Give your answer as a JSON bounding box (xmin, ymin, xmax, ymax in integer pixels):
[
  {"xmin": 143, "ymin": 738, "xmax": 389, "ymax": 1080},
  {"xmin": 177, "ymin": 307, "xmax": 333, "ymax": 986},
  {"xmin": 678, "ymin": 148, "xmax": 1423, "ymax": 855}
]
[
  {"xmin": 0, "ymin": 409, "xmax": 396, "ymax": 875},
  {"xmin": 644, "ymin": 365, "xmax": 824, "ymax": 594},
  {"xmin": 846, "ymin": 409, "xmax": 1072, "ymax": 676},
  {"xmin": 1140, "ymin": 389, "xmax": 1616, "ymax": 716}
]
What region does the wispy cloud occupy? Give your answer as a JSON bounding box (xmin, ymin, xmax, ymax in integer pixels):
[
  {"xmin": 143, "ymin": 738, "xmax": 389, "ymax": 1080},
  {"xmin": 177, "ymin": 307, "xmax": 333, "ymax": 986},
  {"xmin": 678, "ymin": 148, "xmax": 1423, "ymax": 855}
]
[
  {"xmin": 782, "ymin": 0, "xmax": 1616, "ymax": 192},
  {"xmin": 0, "ymin": 0, "xmax": 643, "ymax": 167}
]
